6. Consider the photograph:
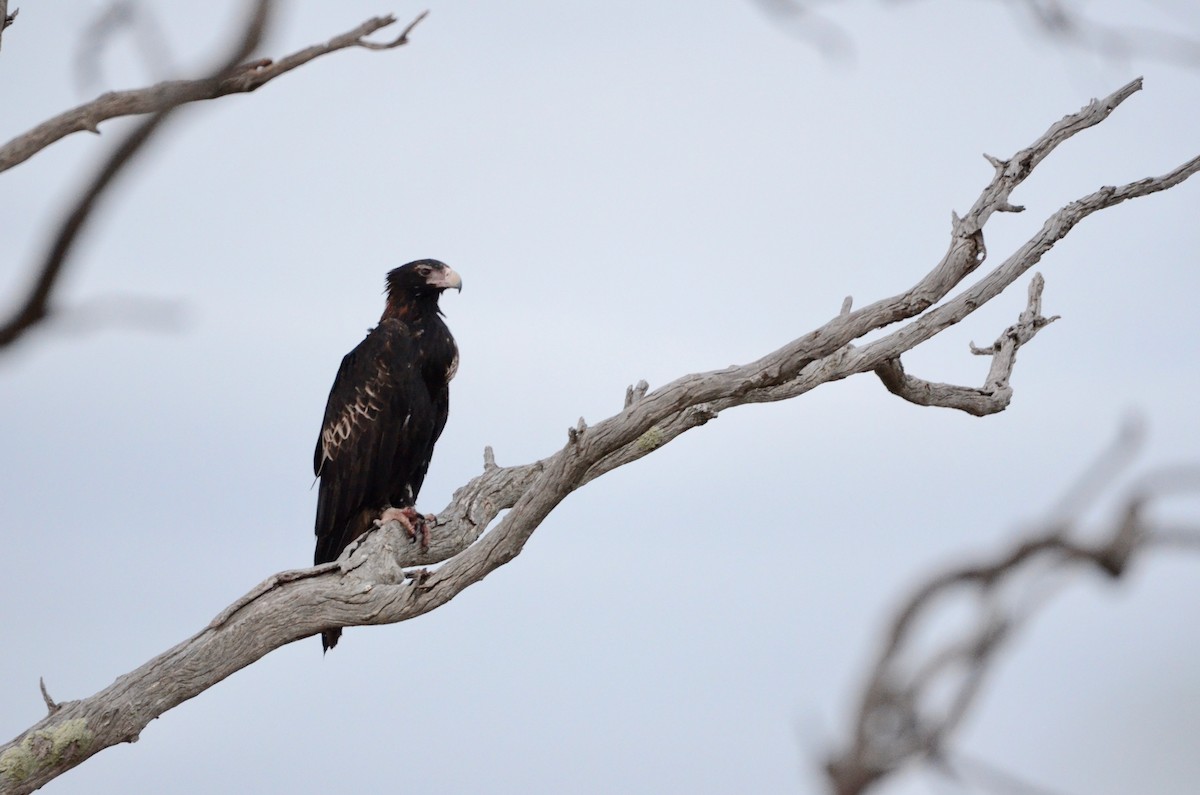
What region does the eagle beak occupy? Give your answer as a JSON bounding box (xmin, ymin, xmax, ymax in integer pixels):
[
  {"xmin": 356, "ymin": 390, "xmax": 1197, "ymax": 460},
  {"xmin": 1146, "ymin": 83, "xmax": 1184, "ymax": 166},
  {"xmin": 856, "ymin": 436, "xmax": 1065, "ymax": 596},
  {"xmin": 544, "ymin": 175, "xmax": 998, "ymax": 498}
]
[{"xmin": 432, "ymin": 266, "xmax": 463, "ymax": 293}]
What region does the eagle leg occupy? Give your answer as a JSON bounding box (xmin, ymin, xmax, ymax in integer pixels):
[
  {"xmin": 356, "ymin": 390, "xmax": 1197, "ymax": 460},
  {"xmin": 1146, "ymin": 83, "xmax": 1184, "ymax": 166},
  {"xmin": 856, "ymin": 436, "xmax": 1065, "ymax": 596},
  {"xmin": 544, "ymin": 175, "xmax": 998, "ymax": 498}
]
[{"xmin": 377, "ymin": 506, "xmax": 434, "ymax": 551}]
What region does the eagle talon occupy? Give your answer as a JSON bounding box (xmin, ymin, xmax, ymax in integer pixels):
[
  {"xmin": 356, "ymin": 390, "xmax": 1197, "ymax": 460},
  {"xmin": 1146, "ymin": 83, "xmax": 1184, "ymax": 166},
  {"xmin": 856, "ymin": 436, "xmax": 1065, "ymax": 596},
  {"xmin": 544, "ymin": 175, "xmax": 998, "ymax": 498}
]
[{"xmin": 378, "ymin": 506, "xmax": 432, "ymax": 551}]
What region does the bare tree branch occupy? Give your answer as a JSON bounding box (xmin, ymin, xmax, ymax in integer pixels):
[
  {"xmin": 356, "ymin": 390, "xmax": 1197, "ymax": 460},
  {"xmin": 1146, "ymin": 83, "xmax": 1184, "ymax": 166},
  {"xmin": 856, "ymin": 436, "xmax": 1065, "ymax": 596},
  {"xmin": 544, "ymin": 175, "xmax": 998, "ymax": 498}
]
[
  {"xmin": 749, "ymin": 0, "xmax": 855, "ymax": 60},
  {"xmin": 41, "ymin": 293, "xmax": 187, "ymax": 337},
  {"xmin": 1009, "ymin": 0, "xmax": 1200, "ymax": 67},
  {"xmin": 0, "ymin": 12, "xmax": 425, "ymax": 175},
  {"xmin": 0, "ymin": 2, "xmax": 15, "ymax": 52},
  {"xmin": 36, "ymin": 680, "xmax": 58, "ymax": 717},
  {"xmin": 760, "ymin": 1, "xmax": 1200, "ymax": 67},
  {"xmin": 0, "ymin": 0, "xmax": 272, "ymax": 354},
  {"xmin": 824, "ymin": 431, "xmax": 1200, "ymax": 795},
  {"xmin": 1, "ymin": 78, "xmax": 1197, "ymax": 793},
  {"xmin": 74, "ymin": 2, "xmax": 178, "ymax": 92},
  {"xmin": 875, "ymin": 273, "xmax": 1060, "ymax": 416},
  {"xmin": 0, "ymin": 9, "xmax": 428, "ymax": 352},
  {"xmin": 938, "ymin": 749, "xmax": 1073, "ymax": 795}
]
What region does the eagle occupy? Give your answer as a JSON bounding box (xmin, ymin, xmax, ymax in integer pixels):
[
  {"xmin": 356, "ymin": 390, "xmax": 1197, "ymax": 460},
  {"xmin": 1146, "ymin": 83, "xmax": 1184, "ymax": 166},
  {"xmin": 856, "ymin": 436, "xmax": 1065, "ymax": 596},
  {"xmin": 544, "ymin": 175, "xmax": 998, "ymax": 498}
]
[{"xmin": 313, "ymin": 259, "xmax": 462, "ymax": 650}]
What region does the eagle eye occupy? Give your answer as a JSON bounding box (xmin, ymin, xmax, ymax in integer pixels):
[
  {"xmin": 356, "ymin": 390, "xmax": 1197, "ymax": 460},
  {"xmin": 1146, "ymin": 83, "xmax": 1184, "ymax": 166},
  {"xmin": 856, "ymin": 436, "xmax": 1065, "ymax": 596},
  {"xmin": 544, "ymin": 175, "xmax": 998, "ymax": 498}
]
[{"xmin": 416, "ymin": 265, "xmax": 432, "ymax": 277}]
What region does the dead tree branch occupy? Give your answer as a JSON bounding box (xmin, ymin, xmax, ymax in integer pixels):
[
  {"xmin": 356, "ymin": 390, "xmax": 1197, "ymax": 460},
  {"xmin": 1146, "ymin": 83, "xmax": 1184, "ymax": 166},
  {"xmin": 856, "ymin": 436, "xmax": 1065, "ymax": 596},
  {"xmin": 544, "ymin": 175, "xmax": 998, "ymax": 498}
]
[
  {"xmin": 0, "ymin": 9, "xmax": 428, "ymax": 351},
  {"xmin": 1009, "ymin": 0, "xmax": 1200, "ymax": 67},
  {"xmin": 760, "ymin": 1, "xmax": 1200, "ymax": 67},
  {"xmin": 0, "ymin": 12, "xmax": 424, "ymax": 175},
  {"xmin": 0, "ymin": 2, "xmax": 15, "ymax": 52},
  {"xmin": 875, "ymin": 273, "xmax": 1060, "ymax": 416},
  {"xmin": 2, "ymin": 79, "xmax": 1198, "ymax": 794},
  {"xmin": 0, "ymin": 0, "xmax": 271, "ymax": 352},
  {"xmin": 824, "ymin": 431, "xmax": 1200, "ymax": 795},
  {"xmin": 74, "ymin": 3, "xmax": 178, "ymax": 92}
]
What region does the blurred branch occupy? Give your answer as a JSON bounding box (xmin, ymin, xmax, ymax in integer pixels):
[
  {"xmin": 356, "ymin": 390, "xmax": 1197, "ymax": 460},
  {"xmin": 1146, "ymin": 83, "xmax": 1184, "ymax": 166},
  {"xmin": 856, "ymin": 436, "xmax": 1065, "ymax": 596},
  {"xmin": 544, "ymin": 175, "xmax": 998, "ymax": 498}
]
[
  {"xmin": 0, "ymin": 9, "xmax": 428, "ymax": 353},
  {"xmin": 46, "ymin": 293, "xmax": 189, "ymax": 337},
  {"xmin": 938, "ymin": 749, "xmax": 1075, "ymax": 795},
  {"xmin": 759, "ymin": 0, "xmax": 1200, "ymax": 67},
  {"xmin": 824, "ymin": 433, "xmax": 1200, "ymax": 795},
  {"xmin": 0, "ymin": 12, "xmax": 425, "ymax": 175},
  {"xmin": 74, "ymin": 2, "xmax": 178, "ymax": 91},
  {"xmin": 0, "ymin": 2, "xmax": 16, "ymax": 52},
  {"xmin": 750, "ymin": 0, "xmax": 854, "ymax": 60},
  {"xmin": 3, "ymin": 78, "xmax": 1198, "ymax": 794},
  {"xmin": 0, "ymin": 0, "xmax": 271, "ymax": 355},
  {"xmin": 1010, "ymin": 0, "xmax": 1200, "ymax": 67}
]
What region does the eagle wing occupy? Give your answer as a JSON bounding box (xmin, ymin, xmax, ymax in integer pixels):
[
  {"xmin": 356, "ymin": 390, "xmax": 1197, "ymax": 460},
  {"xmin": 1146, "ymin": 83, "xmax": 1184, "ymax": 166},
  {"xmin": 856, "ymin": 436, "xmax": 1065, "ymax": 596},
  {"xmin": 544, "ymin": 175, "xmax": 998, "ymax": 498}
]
[{"xmin": 312, "ymin": 321, "xmax": 433, "ymax": 565}]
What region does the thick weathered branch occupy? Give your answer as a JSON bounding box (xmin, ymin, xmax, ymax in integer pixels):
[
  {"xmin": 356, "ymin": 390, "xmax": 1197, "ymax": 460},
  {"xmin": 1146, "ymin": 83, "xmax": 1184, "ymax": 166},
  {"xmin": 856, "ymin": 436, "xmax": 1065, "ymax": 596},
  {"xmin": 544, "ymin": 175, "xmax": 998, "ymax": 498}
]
[
  {"xmin": 824, "ymin": 431, "xmax": 1200, "ymax": 795},
  {"xmin": 0, "ymin": 10, "xmax": 427, "ymax": 352},
  {"xmin": 3, "ymin": 80, "xmax": 1198, "ymax": 794}
]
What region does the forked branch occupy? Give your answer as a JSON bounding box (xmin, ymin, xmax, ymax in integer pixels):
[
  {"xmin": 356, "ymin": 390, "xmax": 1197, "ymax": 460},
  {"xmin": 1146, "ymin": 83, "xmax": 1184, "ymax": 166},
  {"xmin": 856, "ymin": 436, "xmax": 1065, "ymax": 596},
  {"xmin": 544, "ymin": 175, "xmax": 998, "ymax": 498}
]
[
  {"xmin": 3, "ymin": 79, "xmax": 1199, "ymax": 795},
  {"xmin": 875, "ymin": 273, "xmax": 1060, "ymax": 416},
  {"xmin": 0, "ymin": 12, "xmax": 426, "ymax": 174},
  {"xmin": 0, "ymin": 2, "xmax": 15, "ymax": 52},
  {"xmin": 825, "ymin": 429, "xmax": 1200, "ymax": 795},
  {"xmin": 0, "ymin": 9, "xmax": 429, "ymax": 351}
]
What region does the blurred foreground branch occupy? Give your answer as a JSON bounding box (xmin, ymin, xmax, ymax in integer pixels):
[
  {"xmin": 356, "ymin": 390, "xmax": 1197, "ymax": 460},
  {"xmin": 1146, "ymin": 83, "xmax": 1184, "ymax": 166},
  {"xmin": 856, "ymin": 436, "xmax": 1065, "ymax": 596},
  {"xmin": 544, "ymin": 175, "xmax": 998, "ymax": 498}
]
[
  {"xmin": 1010, "ymin": 0, "xmax": 1200, "ymax": 67},
  {"xmin": 0, "ymin": 8, "xmax": 428, "ymax": 352},
  {"xmin": 0, "ymin": 2, "xmax": 15, "ymax": 52},
  {"xmin": 2, "ymin": 78, "xmax": 1198, "ymax": 793},
  {"xmin": 825, "ymin": 427, "xmax": 1200, "ymax": 795},
  {"xmin": 757, "ymin": 0, "xmax": 1200, "ymax": 67}
]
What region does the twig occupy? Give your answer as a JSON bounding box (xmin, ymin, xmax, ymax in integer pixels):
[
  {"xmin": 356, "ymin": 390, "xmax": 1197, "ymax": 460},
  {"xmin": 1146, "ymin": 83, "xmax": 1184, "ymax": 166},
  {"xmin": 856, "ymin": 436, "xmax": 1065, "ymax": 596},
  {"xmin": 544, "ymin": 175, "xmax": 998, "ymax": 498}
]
[
  {"xmin": 1010, "ymin": 0, "xmax": 1200, "ymax": 67},
  {"xmin": 1045, "ymin": 415, "xmax": 1144, "ymax": 522},
  {"xmin": 356, "ymin": 9, "xmax": 428, "ymax": 50},
  {"xmin": 939, "ymin": 749, "xmax": 1074, "ymax": 795},
  {"xmin": 0, "ymin": 10, "xmax": 429, "ymax": 352},
  {"xmin": 0, "ymin": 0, "xmax": 271, "ymax": 352},
  {"xmin": 44, "ymin": 293, "xmax": 188, "ymax": 336},
  {"xmin": 0, "ymin": 13, "xmax": 425, "ymax": 174},
  {"xmin": 875, "ymin": 273, "xmax": 1059, "ymax": 415},
  {"xmin": 0, "ymin": 2, "xmax": 15, "ymax": 52},
  {"xmin": 763, "ymin": 1, "xmax": 1200, "ymax": 68},
  {"xmin": 74, "ymin": 2, "xmax": 177, "ymax": 92},
  {"xmin": 824, "ymin": 437, "xmax": 1200, "ymax": 795},
  {"xmin": 37, "ymin": 679, "xmax": 59, "ymax": 716}
]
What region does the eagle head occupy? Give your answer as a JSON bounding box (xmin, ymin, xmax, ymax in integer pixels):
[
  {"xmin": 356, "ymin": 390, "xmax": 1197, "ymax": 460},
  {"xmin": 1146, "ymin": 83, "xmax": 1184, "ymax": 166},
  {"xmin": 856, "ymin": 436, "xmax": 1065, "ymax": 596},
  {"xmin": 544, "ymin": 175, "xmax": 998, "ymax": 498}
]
[{"xmin": 386, "ymin": 259, "xmax": 463, "ymax": 301}]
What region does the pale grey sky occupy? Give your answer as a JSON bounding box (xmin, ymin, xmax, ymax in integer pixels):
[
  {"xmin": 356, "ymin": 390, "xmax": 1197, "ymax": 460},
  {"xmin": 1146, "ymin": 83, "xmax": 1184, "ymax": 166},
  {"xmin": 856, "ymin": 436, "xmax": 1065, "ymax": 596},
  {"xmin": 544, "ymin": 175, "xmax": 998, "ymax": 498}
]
[{"xmin": 3, "ymin": 2, "xmax": 1199, "ymax": 793}]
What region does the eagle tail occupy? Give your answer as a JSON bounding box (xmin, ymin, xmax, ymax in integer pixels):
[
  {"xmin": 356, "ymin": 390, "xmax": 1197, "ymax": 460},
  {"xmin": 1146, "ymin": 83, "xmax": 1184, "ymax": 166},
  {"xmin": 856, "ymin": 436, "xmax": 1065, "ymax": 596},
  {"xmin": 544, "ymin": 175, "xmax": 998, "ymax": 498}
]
[{"xmin": 321, "ymin": 628, "xmax": 342, "ymax": 652}]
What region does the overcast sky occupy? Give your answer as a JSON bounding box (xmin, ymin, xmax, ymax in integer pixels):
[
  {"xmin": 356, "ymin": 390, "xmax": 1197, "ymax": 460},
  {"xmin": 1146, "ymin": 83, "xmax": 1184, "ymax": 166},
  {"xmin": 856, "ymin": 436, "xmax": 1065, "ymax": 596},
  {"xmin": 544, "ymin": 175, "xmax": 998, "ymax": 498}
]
[{"xmin": 3, "ymin": 1, "xmax": 1199, "ymax": 793}]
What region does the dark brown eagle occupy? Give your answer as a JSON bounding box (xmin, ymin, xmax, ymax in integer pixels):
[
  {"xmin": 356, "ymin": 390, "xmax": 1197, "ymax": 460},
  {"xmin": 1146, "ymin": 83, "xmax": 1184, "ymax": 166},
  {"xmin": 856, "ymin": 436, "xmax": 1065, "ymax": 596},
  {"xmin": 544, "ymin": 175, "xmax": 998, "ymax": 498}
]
[{"xmin": 313, "ymin": 259, "xmax": 461, "ymax": 650}]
